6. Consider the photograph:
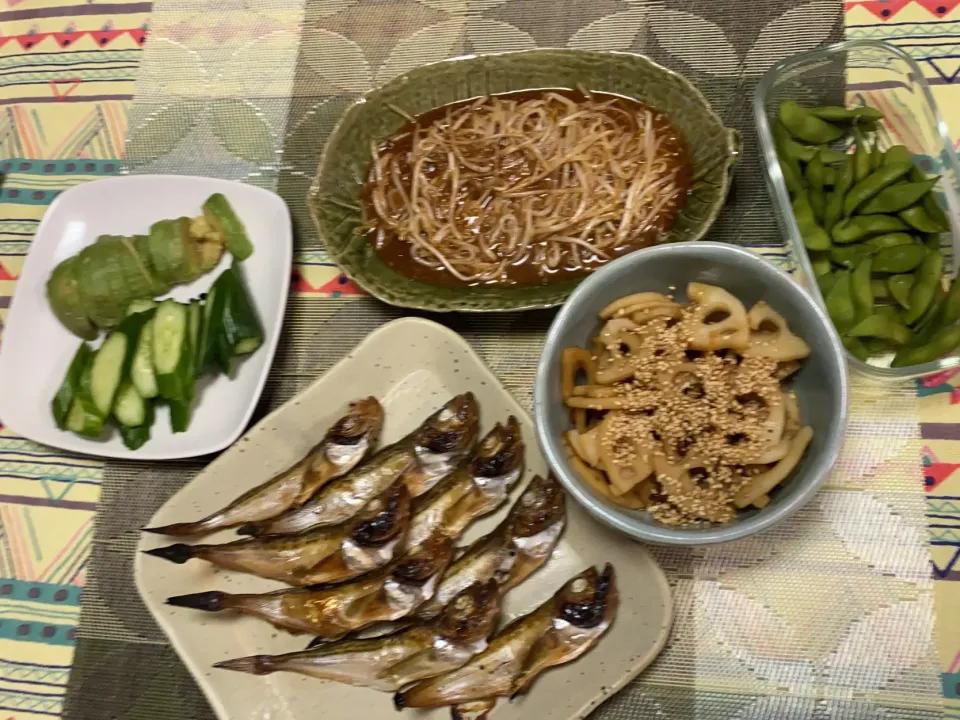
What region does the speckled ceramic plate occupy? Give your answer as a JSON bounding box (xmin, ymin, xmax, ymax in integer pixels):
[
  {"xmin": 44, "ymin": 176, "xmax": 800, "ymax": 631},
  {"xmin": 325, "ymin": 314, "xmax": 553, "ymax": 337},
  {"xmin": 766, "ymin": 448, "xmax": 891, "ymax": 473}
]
[
  {"xmin": 135, "ymin": 317, "xmax": 673, "ymax": 720},
  {"xmin": 308, "ymin": 49, "xmax": 740, "ymax": 312}
]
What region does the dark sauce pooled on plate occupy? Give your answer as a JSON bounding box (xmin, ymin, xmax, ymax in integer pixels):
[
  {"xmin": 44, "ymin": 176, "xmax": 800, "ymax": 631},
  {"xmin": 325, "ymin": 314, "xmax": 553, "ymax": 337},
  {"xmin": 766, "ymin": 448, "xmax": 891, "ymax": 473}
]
[{"xmin": 362, "ymin": 88, "xmax": 693, "ymax": 288}]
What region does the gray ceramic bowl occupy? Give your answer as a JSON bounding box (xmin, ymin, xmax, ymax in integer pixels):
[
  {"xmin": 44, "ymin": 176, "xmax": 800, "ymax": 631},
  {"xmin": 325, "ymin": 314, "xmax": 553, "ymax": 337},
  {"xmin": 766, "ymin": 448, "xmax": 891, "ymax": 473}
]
[{"xmin": 534, "ymin": 242, "xmax": 849, "ymax": 545}]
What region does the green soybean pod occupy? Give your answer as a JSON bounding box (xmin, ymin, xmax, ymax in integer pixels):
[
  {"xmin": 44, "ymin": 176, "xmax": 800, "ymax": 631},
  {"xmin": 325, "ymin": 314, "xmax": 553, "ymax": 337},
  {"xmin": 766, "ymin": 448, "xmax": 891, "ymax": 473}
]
[
  {"xmin": 883, "ymin": 145, "xmax": 913, "ymax": 167},
  {"xmin": 823, "ymin": 157, "xmax": 854, "ymax": 234},
  {"xmin": 903, "ymin": 250, "xmax": 944, "ymax": 325},
  {"xmin": 832, "ymin": 215, "xmax": 909, "ymax": 244},
  {"xmin": 923, "ymin": 233, "xmax": 942, "ymax": 252},
  {"xmin": 851, "ymin": 257, "xmax": 874, "ymax": 322},
  {"xmin": 848, "ymin": 314, "xmax": 912, "ymax": 345},
  {"xmin": 809, "ymin": 105, "xmax": 885, "ymax": 122},
  {"xmin": 830, "ymin": 243, "xmax": 877, "ymax": 269},
  {"xmin": 843, "ymin": 336, "xmax": 871, "ymax": 362},
  {"xmin": 899, "ymin": 205, "xmax": 947, "ymax": 233},
  {"xmin": 864, "ymin": 232, "xmax": 916, "ymax": 249},
  {"xmin": 792, "ymin": 191, "xmax": 831, "ymax": 251},
  {"xmin": 825, "ymin": 269, "xmax": 857, "ymax": 333},
  {"xmin": 779, "ymin": 100, "xmax": 846, "ymax": 144},
  {"xmin": 843, "ymin": 162, "xmax": 914, "ymax": 216},
  {"xmin": 891, "ymin": 325, "xmax": 960, "ymax": 367},
  {"xmin": 888, "ymin": 274, "xmax": 915, "ymax": 309},
  {"xmin": 859, "ymin": 177, "xmax": 940, "ymax": 215},
  {"xmin": 817, "ymin": 271, "xmax": 838, "ymax": 297},
  {"xmin": 940, "ymin": 273, "xmax": 960, "ymax": 327},
  {"xmin": 871, "ymin": 278, "xmax": 891, "ymax": 299},
  {"xmin": 806, "ymin": 154, "xmax": 826, "ymax": 222},
  {"xmin": 809, "ymin": 252, "xmax": 832, "ymax": 277},
  {"xmin": 908, "ymin": 164, "xmax": 952, "ymax": 231},
  {"xmin": 870, "ymin": 140, "xmax": 883, "ymax": 172},
  {"xmin": 872, "ymin": 244, "xmax": 927, "ymax": 273}
]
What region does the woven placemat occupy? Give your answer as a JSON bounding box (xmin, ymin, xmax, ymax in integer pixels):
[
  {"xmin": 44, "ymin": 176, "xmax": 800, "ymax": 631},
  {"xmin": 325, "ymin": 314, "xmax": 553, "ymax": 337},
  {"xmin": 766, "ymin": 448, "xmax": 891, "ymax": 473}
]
[{"xmin": 64, "ymin": 2, "xmax": 944, "ymax": 718}]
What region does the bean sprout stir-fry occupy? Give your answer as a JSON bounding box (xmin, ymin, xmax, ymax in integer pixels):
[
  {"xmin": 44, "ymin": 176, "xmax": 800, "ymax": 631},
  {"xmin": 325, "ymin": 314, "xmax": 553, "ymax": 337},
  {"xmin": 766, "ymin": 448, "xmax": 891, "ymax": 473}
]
[
  {"xmin": 562, "ymin": 285, "xmax": 814, "ymax": 526},
  {"xmin": 364, "ymin": 91, "xmax": 689, "ymax": 285}
]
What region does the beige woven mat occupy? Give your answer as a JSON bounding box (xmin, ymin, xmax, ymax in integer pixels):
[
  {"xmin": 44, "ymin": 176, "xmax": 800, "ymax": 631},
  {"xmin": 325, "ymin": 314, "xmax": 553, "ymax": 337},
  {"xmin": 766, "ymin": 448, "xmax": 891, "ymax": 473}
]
[{"xmin": 63, "ymin": 1, "xmax": 944, "ymax": 718}]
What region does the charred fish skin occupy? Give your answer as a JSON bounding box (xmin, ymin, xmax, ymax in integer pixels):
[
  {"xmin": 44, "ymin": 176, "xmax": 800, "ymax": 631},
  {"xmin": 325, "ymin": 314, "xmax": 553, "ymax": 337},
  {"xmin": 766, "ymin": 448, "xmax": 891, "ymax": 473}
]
[
  {"xmin": 297, "ymin": 397, "xmax": 385, "ymax": 503},
  {"xmin": 143, "ymin": 397, "xmax": 383, "ymax": 538},
  {"xmin": 395, "ymin": 566, "xmax": 610, "ymax": 712},
  {"xmin": 406, "ymin": 418, "xmax": 525, "ymax": 550},
  {"xmin": 415, "ymin": 474, "xmax": 566, "ymax": 622},
  {"xmin": 166, "ymin": 535, "xmax": 453, "ymax": 638},
  {"xmin": 240, "ymin": 394, "xmax": 477, "ymax": 537},
  {"xmin": 510, "ymin": 564, "xmax": 618, "ymax": 698},
  {"xmin": 144, "ymin": 483, "xmax": 411, "ymax": 586},
  {"xmin": 214, "ymin": 580, "xmax": 501, "ymax": 693},
  {"xmin": 376, "ymin": 579, "xmax": 501, "ymax": 691},
  {"xmin": 402, "ymin": 393, "xmax": 480, "ymax": 498}
]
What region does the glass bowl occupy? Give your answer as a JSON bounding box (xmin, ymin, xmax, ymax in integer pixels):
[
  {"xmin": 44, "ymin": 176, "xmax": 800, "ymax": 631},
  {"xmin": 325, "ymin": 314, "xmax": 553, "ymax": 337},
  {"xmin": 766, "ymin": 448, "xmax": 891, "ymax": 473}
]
[{"xmin": 754, "ymin": 39, "xmax": 960, "ymax": 381}]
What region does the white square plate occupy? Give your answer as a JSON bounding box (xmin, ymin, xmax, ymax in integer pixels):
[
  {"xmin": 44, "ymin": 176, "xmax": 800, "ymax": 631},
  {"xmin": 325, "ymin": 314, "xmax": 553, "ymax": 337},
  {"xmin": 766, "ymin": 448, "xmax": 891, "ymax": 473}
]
[
  {"xmin": 0, "ymin": 175, "xmax": 291, "ymax": 460},
  {"xmin": 135, "ymin": 317, "xmax": 673, "ymax": 720}
]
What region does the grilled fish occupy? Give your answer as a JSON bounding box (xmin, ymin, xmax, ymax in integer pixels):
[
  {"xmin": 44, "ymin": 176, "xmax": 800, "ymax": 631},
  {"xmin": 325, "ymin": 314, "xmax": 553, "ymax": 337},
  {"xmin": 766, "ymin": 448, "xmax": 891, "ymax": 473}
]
[
  {"xmin": 406, "ymin": 417, "xmax": 524, "ymax": 550},
  {"xmin": 240, "ymin": 394, "xmax": 479, "ymax": 537},
  {"xmin": 415, "ymin": 474, "xmax": 566, "ymax": 622},
  {"xmin": 166, "ymin": 535, "xmax": 453, "ymax": 639},
  {"xmin": 214, "ymin": 580, "xmax": 501, "ymax": 692},
  {"xmin": 395, "ymin": 565, "xmax": 618, "ymax": 717},
  {"xmin": 144, "ymin": 482, "xmax": 410, "ymax": 586},
  {"xmin": 144, "ymin": 398, "xmax": 383, "ymax": 537}
]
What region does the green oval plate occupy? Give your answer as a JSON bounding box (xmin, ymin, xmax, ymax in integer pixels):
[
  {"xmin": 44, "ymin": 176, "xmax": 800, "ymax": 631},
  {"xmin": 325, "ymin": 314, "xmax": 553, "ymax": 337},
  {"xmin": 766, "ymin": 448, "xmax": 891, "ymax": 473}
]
[{"xmin": 308, "ymin": 49, "xmax": 741, "ymax": 312}]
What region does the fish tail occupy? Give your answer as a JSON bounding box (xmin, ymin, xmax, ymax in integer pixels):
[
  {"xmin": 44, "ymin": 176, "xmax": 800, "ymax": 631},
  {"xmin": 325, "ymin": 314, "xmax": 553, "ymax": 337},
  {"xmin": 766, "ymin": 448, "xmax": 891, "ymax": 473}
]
[
  {"xmin": 166, "ymin": 591, "xmax": 228, "ymax": 612},
  {"xmin": 214, "ymin": 655, "xmax": 276, "ymax": 676},
  {"xmin": 142, "ymin": 544, "xmax": 195, "ymax": 564},
  {"xmin": 306, "ymin": 635, "xmax": 328, "ymax": 649},
  {"xmin": 393, "ymin": 692, "xmax": 407, "ymax": 711},
  {"xmin": 141, "ymin": 518, "xmax": 218, "ymax": 537}
]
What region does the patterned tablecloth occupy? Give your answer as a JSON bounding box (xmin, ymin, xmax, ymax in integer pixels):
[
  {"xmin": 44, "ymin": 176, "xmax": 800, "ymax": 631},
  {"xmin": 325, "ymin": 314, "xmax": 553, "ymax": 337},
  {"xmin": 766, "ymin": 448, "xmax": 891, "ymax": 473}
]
[{"xmin": 3, "ymin": 1, "xmax": 960, "ymax": 718}]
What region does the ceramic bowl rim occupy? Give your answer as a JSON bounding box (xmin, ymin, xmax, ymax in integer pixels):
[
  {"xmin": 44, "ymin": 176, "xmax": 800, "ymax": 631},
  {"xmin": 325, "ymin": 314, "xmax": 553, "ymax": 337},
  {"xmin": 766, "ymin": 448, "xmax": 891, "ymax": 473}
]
[{"xmin": 533, "ymin": 241, "xmax": 850, "ymax": 545}]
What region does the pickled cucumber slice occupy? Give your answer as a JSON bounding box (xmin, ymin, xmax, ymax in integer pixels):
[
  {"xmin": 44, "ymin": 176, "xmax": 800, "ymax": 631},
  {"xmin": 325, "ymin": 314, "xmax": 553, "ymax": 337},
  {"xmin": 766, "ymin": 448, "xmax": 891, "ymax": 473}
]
[
  {"xmin": 76, "ymin": 238, "xmax": 157, "ymax": 329},
  {"xmin": 203, "ymin": 193, "xmax": 253, "ymax": 261}
]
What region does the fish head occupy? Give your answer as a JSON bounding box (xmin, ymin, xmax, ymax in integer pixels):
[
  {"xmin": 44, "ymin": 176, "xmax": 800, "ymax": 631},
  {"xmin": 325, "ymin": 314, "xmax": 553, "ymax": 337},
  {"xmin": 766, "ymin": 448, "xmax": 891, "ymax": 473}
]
[
  {"xmin": 350, "ymin": 482, "xmax": 410, "ymax": 547},
  {"xmin": 507, "ymin": 475, "xmax": 566, "ymax": 539},
  {"xmin": 555, "ymin": 564, "xmax": 618, "ymax": 629},
  {"xmin": 324, "ymin": 396, "xmax": 384, "ymax": 465},
  {"xmin": 392, "ymin": 535, "xmax": 454, "ymax": 586},
  {"xmin": 415, "ymin": 393, "xmax": 480, "ymax": 461},
  {"xmin": 471, "ymin": 417, "xmax": 525, "ymax": 490},
  {"xmin": 436, "ymin": 580, "xmax": 501, "ymax": 644}
]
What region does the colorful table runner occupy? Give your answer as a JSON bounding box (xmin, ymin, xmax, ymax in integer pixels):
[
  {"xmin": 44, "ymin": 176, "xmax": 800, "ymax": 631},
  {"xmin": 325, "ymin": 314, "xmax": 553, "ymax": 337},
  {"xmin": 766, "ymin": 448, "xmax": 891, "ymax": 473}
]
[{"xmin": 0, "ymin": 1, "xmax": 959, "ymax": 718}]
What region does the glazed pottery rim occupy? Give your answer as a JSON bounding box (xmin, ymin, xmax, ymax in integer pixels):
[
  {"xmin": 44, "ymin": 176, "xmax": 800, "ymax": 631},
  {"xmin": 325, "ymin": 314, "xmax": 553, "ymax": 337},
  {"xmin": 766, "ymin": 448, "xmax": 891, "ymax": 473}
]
[
  {"xmin": 308, "ymin": 47, "xmax": 742, "ymax": 313},
  {"xmin": 533, "ymin": 241, "xmax": 850, "ymax": 545}
]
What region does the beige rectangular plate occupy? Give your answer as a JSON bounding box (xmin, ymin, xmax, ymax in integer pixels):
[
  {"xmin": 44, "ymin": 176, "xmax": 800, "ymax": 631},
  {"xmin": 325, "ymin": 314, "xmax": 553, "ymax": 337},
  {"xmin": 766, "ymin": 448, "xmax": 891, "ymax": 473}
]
[{"xmin": 135, "ymin": 317, "xmax": 672, "ymax": 720}]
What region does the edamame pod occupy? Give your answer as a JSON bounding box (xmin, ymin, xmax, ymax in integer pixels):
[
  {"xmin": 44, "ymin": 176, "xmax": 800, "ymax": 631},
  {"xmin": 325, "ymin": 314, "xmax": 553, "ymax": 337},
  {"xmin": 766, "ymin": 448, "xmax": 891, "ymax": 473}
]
[
  {"xmin": 825, "ymin": 270, "xmax": 857, "ymax": 333},
  {"xmin": 851, "ymin": 258, "xmax": 874, "ymax": 322},
  {"xmin": 872, "ymin": 244, "xmax": 927, "ymax": 273},
  {"xmin": 808, "ymin": 105, "xmax": 885, "ymax": 123},
  {"xmin": 830, "ymin": 243, "xmax": 877, "ymax": 269},
  {"xmin": 848, "ymin": 314, "xmax": 912, "ymax": 345},
  {"xmin": 903, "ymin": 250, "xmax": 944, "ymax": 325},
  {"xmin": 864, "ymin": 232, "xmax": 915, "ymax": 249},
  {"xmin": 779, "ymin": 100, "xmax": 845, "ymax": 144},
  {"xmin": 843, "ymin": 162, "xmax": 913, "ymax": 216},
  {"xmin": 892, "ymin": 325, "xmax": 960, "ymax": 367},
  {"xmin": 859, "ymin": 177, "xmax": 940, "ymax": 214},
  {"xmin": 832, "ymin": 215, "xmax": 909, "ymax": 243},
  {"xmin": 888, "ymin": 274, "xmax": 915, "ymax": 309},
  {"xmin": 792, "ymin": 191, "xmax": 831, "ymax": 250}
]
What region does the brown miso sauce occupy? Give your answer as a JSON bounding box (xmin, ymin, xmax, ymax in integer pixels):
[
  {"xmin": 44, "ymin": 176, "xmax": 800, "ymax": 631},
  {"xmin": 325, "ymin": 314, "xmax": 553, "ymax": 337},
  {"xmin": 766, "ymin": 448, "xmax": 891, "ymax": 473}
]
[{"xmin": 362, "ymin": 88, "xmax": 693, "ymax": 288}]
